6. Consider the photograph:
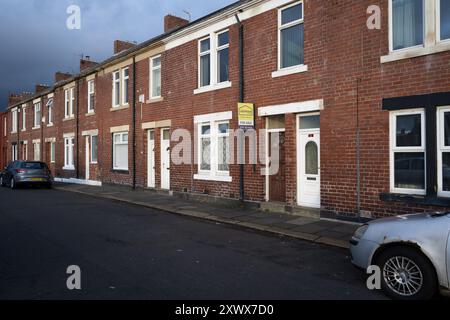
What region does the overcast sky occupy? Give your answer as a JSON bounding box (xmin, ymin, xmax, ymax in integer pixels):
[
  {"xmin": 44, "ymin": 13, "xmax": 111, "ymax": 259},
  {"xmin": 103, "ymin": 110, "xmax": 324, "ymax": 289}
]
[{"xmin": 0, "ymin": 0, "xmax": 236, "ymax": 110}]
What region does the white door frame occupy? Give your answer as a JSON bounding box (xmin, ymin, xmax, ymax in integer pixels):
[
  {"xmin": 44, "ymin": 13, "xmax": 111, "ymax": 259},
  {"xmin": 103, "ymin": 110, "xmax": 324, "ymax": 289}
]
[
  {"xmin": 85, "ymin": 136, "xmax": 90, "ymax": 180},
  {"xmin": 161, "ymin": 128, "xmax": 170, "ymax": 190},
  {"xmin": 264, "ymin": 117, "xmax": 286, "ymax": 202},
  {"xmin": 296, "ymin": 112, "xmax": 321, "ymax": 208},
  {"xmin": 147, "ymin": 130, "xmax": 155, "ymax": 188}
]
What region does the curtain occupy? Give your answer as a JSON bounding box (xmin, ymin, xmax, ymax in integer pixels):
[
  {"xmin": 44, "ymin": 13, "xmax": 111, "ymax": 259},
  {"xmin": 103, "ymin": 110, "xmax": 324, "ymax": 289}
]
[{"xmin": 393, "ymin": 0, "xmax": 423, "ymax": 50}]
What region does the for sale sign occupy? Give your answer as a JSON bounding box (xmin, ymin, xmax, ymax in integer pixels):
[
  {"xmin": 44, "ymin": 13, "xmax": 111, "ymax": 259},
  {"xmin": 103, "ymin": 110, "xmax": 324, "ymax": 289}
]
[{"xmin": 237, "ymin": 103, "xmax": 254, "ymax": 130}]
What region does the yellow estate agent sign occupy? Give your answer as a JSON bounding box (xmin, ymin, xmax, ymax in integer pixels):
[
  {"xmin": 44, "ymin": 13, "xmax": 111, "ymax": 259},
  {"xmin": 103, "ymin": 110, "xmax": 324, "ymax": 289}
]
[{"xmin": 238, "ymin": 103, "xmax": 254, "ymax": 130}]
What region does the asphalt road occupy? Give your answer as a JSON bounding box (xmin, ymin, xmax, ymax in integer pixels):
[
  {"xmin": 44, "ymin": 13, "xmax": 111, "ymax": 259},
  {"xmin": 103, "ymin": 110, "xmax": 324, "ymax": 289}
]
[{"xmin": 0, "ymin": 186, "xmax": 384, "ymax": 300}]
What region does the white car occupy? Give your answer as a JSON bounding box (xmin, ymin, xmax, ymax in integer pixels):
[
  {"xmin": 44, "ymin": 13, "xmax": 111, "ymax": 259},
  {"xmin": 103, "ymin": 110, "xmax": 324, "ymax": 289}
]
[{"xmin": 350, "ymin": 212, "xmax": 450, "ymax": 300}]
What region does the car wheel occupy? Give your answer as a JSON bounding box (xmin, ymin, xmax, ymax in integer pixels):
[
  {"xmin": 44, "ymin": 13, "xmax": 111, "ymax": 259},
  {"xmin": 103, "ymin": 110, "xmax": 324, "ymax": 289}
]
[
  {"xmin": 10, "ymin": 178, "xmax": 16, "ymax": 190},
  {"xmin": 0, "ymin": 176, "xmax": 4, "ymax": 187},
  {"xmin": 376, "ymin": 246, "xmax": 437, "ymax": 300}
]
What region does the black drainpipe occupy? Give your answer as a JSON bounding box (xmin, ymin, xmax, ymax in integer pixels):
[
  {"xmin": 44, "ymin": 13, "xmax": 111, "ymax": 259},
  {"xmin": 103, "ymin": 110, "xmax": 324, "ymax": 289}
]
[
  {"xmin": 76, "ymin": 79, "xmax": 80, "ymax": 179},
  {"xmin": 236, "ymin": 13, "xmax": 245, "ymax": 202},
  {"xmin": 132, "ymin": 56, "xmax": 137, "ymax": 190}
]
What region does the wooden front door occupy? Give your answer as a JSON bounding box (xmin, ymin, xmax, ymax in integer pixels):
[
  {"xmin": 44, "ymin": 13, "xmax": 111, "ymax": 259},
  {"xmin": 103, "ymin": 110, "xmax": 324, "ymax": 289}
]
[{"xmin": 269, "ymin": 131, "xmax": 286, "ymax": 202}]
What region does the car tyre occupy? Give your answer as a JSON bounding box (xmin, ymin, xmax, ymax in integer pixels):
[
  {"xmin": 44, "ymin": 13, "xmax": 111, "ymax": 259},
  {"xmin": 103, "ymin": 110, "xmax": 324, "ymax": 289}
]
[
  {"xmin": 10, "ymin": 177, "xmax": 16, "ymax": 190},
  {"xmin": 0, "ymin": 176, "xmax": 4, "ymax": 187},
  {"xmin": 376, "ymin": 246, "xmax": 437, "ymax": 300}
]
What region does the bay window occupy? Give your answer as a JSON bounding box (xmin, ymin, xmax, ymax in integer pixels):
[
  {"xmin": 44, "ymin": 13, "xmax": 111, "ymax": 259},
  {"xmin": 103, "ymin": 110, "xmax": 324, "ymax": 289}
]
[
  {"xmin": 113, "ymin": 132, "xmax": 128, "ymax": 170},
  {"xmin": 390, "ymin": 110, "xmax": 426, "ymax": 194},
  {"xmin": 150, "ymin": 55, "xmax": 162, "ymax": 98}
]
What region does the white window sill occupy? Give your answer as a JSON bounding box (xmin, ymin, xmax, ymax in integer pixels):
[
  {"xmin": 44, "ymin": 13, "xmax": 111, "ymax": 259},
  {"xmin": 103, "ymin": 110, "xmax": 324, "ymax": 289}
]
[
  {"xmin": 32, "ymin": 126, "xmax": 40, "ymax": 130},
  {"xmin": 381, "ymin": 42, "xmax": 450, "ymax": 64},
  {"xmin": 63, "ymin": 116, "xmax": 75, "ymax": 122},
  {"xmin": 63, "ymin": 166, "xmax": 75, "ymax": 171},
  {"xmin": 47, "ymin": 123, "xmax": 54, "ymax": 127},
  {"xmin": 110, "ymin": 104, "xmax": 129, "ymax": 112},
  {"xmin": 86, "ymin": 111, "xmax": 95, "ymax": 117},
  {"xmin": 146, "ymin": 97, "xmax": 164, "ymax": 104},
  {"xmin": 390, "ymin": 188, "xmax": 426, "ymax": 196},
  {"xmin": 194, "ymin": 173, "xmax": 232, "ymax": 182},
  {"xmin": 21, "ymin": 129, "xmax": 26, "ymax": 132},
  {"xmin": 11, "ymin": 131, "xmax": 17, "ymax": 134},
  {"xmin": 193, "ymin": 81, "xmax": 232, "ymax": 95},
  {"xmin": 90, "ymin": 161, "xmax": 98, "ymax": 165},
  {"xmin": 113, "ymin": 168, "xmax": 129, "ymax": 172},
  {"xmin": 272, "ymin": 64, "xmax": 308, "ymax": 78}
]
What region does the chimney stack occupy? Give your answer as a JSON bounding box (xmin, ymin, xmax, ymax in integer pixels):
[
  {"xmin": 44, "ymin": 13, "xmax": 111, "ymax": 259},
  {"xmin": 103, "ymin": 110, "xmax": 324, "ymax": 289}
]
[
  {"xmin": 35, "ymin": 84, "xmax": 50, "ymax": 94},
  {"xmin": 54, "ymin": 72, "xmax": 72, "ymax": 83},
  {"xmin": 8, "ymin": 92, "xmax": 33, "ymax": 107},
  {"xmin": 164, "ymin": 14, "xmax": 189, "ymax": 33},
  {"xmin": 113, "ymin": 40, "xmax": 137, "ymax": 54},
  {"xmin": 80, "ymin": 57, "xmax": 99, "ymax": 72}
]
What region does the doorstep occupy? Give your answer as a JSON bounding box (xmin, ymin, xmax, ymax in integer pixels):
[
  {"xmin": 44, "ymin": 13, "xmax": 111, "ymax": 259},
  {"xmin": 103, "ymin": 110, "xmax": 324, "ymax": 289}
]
[{"xmin": 54, "ymin": 183, "xmax": 359, "ymax": 249}]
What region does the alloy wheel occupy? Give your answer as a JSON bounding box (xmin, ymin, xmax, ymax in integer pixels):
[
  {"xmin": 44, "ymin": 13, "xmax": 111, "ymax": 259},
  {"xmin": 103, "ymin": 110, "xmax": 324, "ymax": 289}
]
[{"xmin": 383, "ymin": 256, "xmax": 423, "ymax": 297}]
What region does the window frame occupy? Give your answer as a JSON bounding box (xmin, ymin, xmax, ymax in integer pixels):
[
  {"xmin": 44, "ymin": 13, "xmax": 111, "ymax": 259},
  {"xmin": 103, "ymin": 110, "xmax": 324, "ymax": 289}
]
[
  {"xmin": 50, "ymin": 141, "xmax": 56, "ymax": 163},
  {"xmin": 91, "ymin": 135, "xmax": 98, "ymax": 164},
  {"xmin": 11, "ymin": 108, "xmax": 18, "ymax": 133},
  {"xmin": 112, "ymin": 132, "xmax": 129, "ymax": 171},
  {"xmin": 87, "ymin": 80, "xmax": 95, "ymax": 113},
  {"xmin": 33, "ymin": 142, "xmax": 41, "ymax": 161},
  {"xmin": 437, "ymin": 0, "xmax": 450, "ymax": 43},
  {"xmin": 33, "ymin": 103, "xmax": 41, "ymax": 128},
  {"xmin": 112, "ymin": 70, "xmax": 121, "ymax": 107},
  {"xmin": 389, "ymin": 109, "xmax": 426, "ymax": 195},
  {"xmin": 196, "ymin": 120, "xmax": 231, "ymax": 179},
  {"xmin": 63, "ymin": 136, "xmax": 75, "ymax": 170},
  {"xmin": 122, "ymin": 67, "xmax": 130, "ymax": 106},
  {"xmin": 216, "ymin": 30, "xmax": 230, "ymax": 84},
  {"xmin": 277, "ymin": 0, "xmax": 305, "ymax": 71},
  {"xmin": 46, "ymin": 98, "xmax": 53, "ymax": 125},
  {"xmin": 150, "ymin": 55, "xmax": 162, "ymax": 99},
  {"xmin": 64, "ymin": 88, "xmax": 74, "ymax": 118},
  {"xmin": 437, "ymin": 106, "xmax": 450, "ymax": 197},
  {"xmin": 198, "ymin": 36, "xmax": 212, "ymax": 88},
  {"xmin": 21, "ymin": 106, "xmax": 26, "ymax": 131}
]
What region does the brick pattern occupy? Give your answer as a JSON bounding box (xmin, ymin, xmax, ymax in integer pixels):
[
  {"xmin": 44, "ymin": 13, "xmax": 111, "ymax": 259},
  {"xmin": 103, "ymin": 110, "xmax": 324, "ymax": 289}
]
[{"xmin": 2, "ymin": 0, "xmax": 450, "ymax": 218}]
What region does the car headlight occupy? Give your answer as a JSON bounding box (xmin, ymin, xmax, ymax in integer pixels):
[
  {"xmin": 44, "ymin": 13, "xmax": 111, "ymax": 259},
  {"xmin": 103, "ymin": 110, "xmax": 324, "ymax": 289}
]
[{"xmin": 353, "ymin": 224, "xmax": 369, "ymax": 240}]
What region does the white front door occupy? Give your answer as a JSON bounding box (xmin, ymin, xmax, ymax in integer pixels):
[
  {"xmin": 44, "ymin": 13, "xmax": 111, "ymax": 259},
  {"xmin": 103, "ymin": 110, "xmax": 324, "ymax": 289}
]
[
  {"xmin": 147, "ymin": 130, "xmax": 155, "ymax": 188},
  {"xmin": 161, "ymin": 128, "xmax": 170, "ymax": 190},
  {"xmin": 297, "ymin": 120, "xmax": 321, "ymax": 208},
  {"xmin": 85, "ymin": 136, "xmax": 90, "ymax": 180}
]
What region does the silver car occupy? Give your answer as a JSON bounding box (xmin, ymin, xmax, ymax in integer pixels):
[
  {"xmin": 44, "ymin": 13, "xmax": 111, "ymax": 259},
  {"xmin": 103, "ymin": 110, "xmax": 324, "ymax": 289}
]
[
  {"xmin": 350, "ymin": 212, "xmax": 450, "ymax": 300},
  {"xmin": 0, "ymin": 161, "xmax": 53, "ymax": 189}
]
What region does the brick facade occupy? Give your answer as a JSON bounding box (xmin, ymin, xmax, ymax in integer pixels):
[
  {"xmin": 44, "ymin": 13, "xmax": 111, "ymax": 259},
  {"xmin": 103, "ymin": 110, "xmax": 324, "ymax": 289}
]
[{"xmin": 3, "ymin": 0, "xmax": 450, "ymax": 219}]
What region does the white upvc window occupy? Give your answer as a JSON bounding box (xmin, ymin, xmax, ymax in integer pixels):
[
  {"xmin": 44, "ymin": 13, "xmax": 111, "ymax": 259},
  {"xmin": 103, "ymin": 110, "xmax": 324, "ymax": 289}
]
[
  {"xmin": 437, "ymin": 0, "xmax": 450, "ymax": 42},
  {"xmin": 46, "ymin": 98, "xmax": 53, "ymax": 125},
  {"xmin": 22, "ymin": 142, "xmax": 28, "ymax": 161},
  {"xmin": 64, "ymin": 136, "xmax": 75, "ymax": 170},
  {"xmin": 278, "ymin": 1, "xmax": 304, "ymax": 70},
  {"xmin": 196, "ymin": 30, "xmax": 231, "ymax": 93},
  {"xmin": 122, "ymin": 67, "xmax": 129, "ymax": 105},
  {"xmin": 389, "ymin": 109, "xmax": 426, "ymax": 195},
  {"xmin": 384, "ymin": 0, "xmax": 450, "ymax": 62},
  {"xmin": 112, "ymin": 70, "xmax": 121, "ymax": 107},
  {"xmin": 91, "ymin": 135, "xmax": 98, "ymax": 164},
  {"xmin": 64, "ymin": 88, "xmax": 74, "ymax": 118},
  {"xmin": 87, "ymin": 80, "xmax": 95, "ymax": 113},
  {"xmin": 437, "ymin": 106, "xmax": 450, "ymax": 197},
  {"xmin": 22, "ymin": 106, "xmax": 26, "ymax": 131},
  {"xmin": 34, "ymin": 103, "xmax": 41, "ymax": 128},
  {"xmin": 12, "ymin": 144, "xmax": 17, "ymax": 161},
  {"xmin": 11, "ymin": 109, "xmax": 18, "ymax": 133},
  {"xmin": 33, "ymin": 142, "xmax": 41, "ymax": 161},
  {"xmin": 150, "ymin": 55, "xmax": 162, "ymax": 99},
  {"xmin": 194, "ymin": 112, "xmax": 232, "ymax": 182},
  {"xmin": 113, "ymin": 132, "xmax": 128, "ymax": 170},
  {"xmin": 50, "ymin": 141, "xmax": 56, "ymax": 163}
]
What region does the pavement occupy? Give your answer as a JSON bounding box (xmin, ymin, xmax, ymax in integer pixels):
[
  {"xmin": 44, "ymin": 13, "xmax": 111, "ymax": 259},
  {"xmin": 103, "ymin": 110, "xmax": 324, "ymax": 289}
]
[
  {"xmin": 0, "ymin": 186, "xmax": 382, "ymax": 299},
  {"xmin": 54, "ymin": 183, "xmax": 361, "ymax": 249}
]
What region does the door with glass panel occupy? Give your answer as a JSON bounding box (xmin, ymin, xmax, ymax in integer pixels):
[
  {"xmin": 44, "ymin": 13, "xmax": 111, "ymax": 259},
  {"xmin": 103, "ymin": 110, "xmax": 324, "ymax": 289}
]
[
  {"xmin": 297, "ymin": 115, "xmax": 320, "ymax": 208},
  {"xmin": 438, "ymin": 107, "xmax": 450, "ymax": 197},
  {"xmin": 160, "ymin": 128, "xmax": 170, "ymax": 190},
  {"xmin": 147, "ymin": 130, "xmax": 155, "ymax": 188}
]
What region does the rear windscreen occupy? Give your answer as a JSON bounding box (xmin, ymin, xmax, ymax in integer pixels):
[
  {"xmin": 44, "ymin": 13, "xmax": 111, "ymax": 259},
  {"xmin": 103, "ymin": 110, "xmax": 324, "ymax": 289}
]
[{"xmin": 20, "ymin": 162, "xmax": 46, "ymax": 169}]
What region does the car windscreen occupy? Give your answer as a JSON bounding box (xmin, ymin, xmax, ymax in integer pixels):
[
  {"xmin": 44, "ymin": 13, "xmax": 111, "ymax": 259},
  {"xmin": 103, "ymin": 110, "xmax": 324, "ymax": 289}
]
[{"xmin": 19, "ymin": 162, "xmax": 47, "ymax": 170}]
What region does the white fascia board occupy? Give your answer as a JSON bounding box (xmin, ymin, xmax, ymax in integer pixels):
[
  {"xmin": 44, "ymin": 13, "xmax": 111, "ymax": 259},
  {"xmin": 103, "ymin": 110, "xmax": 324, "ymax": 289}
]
[
  {"xmin": 258, "ymin": 99, "xmax": 324, "ymax": 117},
  {"xmin": 194, "ymin": 111, "xmax": 233, "ymax": 124}
]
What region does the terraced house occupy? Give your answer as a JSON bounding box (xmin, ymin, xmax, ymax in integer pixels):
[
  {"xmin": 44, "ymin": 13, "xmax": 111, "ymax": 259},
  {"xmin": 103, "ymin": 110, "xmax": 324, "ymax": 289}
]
[{"xmin": 2, "ymin": 0, "xmax": 450, "ymax": 220}]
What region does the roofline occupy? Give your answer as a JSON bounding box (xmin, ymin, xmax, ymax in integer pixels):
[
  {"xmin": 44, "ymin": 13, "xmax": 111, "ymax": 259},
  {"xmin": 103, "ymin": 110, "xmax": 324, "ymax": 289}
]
[{"xmin": 7, "ymin": 0, "xmax": 254, "ymax": 110}]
